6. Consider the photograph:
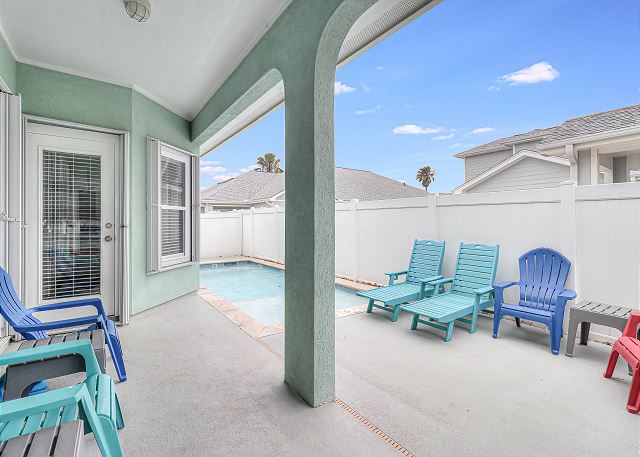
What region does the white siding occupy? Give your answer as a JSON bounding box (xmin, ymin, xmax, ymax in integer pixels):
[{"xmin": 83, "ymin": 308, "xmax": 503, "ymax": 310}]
[
  {"xmin": 464, "ymin": 149, "xmax": 512, "ymax": 181},
  {"xmin": 467, "ymin": 157, "xmax": 569, "ymax": 193}
]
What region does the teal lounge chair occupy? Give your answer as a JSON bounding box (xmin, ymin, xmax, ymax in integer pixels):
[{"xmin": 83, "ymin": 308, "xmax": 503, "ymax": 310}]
[
  {"xmin": 402, "ymin": 242, "xmax": 499, "ymax": 342},
  {"xmin": 0, "ymin": 340, "xmax": 124, "ymax": 457},
  {"xmin": 357, "ymin": 240, "xmax": 445, "ymax": 322}
]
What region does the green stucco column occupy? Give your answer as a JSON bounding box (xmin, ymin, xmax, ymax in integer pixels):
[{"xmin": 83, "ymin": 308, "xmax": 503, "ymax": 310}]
[
  {"xmin": 190, "ymin": 0, "xmax": 379, "ymax": 407},
  {"xmin": 283, "ymin": 59, "xmax": 336, "ymax": 406}
]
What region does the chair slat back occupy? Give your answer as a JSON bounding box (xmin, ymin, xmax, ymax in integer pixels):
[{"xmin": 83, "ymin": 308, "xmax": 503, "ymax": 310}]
[
  {"xmin": 0, "ymin": 267, "xmax": 46, "ymax": 339},
  {"xmin": 518, "ymin": 248, "xmax": 571, "ymax": 312},
  {"xmin": 451, "ymin": 242, "xmax": 499, "ymax": 296},
  {"xmin": 406, "ymin": 240, "xmax": 445, "ymax": 285}
]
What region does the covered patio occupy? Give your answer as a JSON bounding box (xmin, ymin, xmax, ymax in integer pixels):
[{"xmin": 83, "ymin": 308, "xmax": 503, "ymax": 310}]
[
  {"xmin": 0, "ymin": 1, "xmax": 638, "ymax": 456},
  {"xmin": 77, "ymin": 292, "xmax": 634, "ymax": 456}
]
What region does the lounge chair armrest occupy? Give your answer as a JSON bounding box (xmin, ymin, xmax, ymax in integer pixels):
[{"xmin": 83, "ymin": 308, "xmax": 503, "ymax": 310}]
[
  {"xmin": 385, "ymin": 270, "xmax": 408, "ymax": 285},
  {"xmin": 493, "ymin": 281, "xmax": 518, "ymax": 291},
  {"xmin": 385, "ymin": 270, "xmax": 407, "ymax": 277},
  {"xmin": 0, "ymin": 340, "xmax": 101, "ymax": 378},
  {"xmin": 474, "ymin": 285, "xmax": 494, "ymax": 296},
  {"xmin": 13, "ymin": 315, "xmax": 102, "ymax": 333},
  {"xmin": 31, "ymin": 297, "xmax": 106, "ymax": 316},
  {"xmin": 429, "ymin": 277, "xmax": 453, "ymax": 286},
  {"xmin": 623, "ymin": 312, "xmax": 640, "ymax": 338},
  {"xmin": 417, "ymin": 275, "xmax": 444, "ymax": 284}
]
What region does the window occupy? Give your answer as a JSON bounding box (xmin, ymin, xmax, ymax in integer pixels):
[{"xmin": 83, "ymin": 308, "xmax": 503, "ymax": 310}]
[{"xmin": 147, "ymin": 139, "xmax": 199, "ymax": 272}]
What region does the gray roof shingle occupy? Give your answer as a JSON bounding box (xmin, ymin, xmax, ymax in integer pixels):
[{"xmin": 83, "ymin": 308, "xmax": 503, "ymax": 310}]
[
  {"xmin": 455, "ymin": 104, "xmax": 640, "ymax": 158},
  {"xmin": 201, "ymin": 167, "xmax": 426, "ymax": 204}
]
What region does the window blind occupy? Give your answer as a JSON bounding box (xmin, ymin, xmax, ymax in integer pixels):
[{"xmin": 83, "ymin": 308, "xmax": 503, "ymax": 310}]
[{"xmin": 42, "ymin": 150, "xmax": 101, "ymax": 300}]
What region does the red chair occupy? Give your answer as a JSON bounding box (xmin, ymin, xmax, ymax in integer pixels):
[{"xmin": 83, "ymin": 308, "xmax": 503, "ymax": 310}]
[{"xmin": 604, "ymin": 312, "xmax": 640, "ymax": 413}]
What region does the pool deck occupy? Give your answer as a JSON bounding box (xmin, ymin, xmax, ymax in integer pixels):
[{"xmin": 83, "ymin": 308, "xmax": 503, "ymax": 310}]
[{"xmin": 80, "ymin": 292, "xmax": 636, "ymax": 456}]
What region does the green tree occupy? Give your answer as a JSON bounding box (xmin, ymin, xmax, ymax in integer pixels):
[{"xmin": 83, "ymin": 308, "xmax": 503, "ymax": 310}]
[
  {"xmin": 416, "ymin": 166, "xmax": 436, "ymax": 191},
  {"xmin": 256, "ymin": 152, "xmax": 283, "ymax": 173}
]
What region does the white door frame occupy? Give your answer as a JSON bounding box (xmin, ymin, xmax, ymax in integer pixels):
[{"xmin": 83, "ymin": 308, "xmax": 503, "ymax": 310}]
[{"xmin": 22, "ymin": 115, "xmax": 131, "ymax": 325}]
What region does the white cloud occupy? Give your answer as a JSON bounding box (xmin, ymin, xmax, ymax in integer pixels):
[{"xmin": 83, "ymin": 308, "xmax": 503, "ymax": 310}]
[
  {"xmin": 499, "ymin": 61, "xmax": 559, "ymax": 85},
  {"xmin": 432, "ymin": 132, "xmax": 454, "ymax": 140},
  {"xmin": 470, "ymin": 127, "xmax": 495, "ymax": 134},
  {"xmin": 334, "ymin": 81, "xmax": 356, "ymax": 95},
  {"xmin": 200, "ymin": 165, "xmax": 227, "ymax": 175},
  {"xmin": 376, "ymin": 65, "xmax": 384, "ymax": 70},
  {"xmin": 487, "ymin": 85, "xmax": 501, "ymax": 92},
  {"xmin": 392, "ymin": 124, "xmax": 444, "ymax": 135},
  {"xmin": 240, "ymin": 164, "xmax": 259, "ymax": 173},
  {"xmin": 201, "ymin": 159, "xmax": 221, "ymax": 165},
  {"xmin": 355, "ymin": 104, "xmax": 382, "ymax": 116}
]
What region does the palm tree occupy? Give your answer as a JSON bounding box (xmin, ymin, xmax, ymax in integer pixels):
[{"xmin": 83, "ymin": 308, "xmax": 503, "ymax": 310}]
[
  {"xmin": 416, "ymin": 166, "xmax": 436, "ymax": 191},
  {"xmin": 256, "ymin": 152, "xmax": 283, "ymax": 173}
]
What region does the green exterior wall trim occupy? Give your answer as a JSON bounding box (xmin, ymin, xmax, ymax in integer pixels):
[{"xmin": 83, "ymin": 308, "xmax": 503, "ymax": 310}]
[
  {"xmin": 0, "ymin": 32, "xmax": 17, "ymax": 93},
  {"xmin": 16, "ymin": 63, "xmax": 198, "ymax": 316}
]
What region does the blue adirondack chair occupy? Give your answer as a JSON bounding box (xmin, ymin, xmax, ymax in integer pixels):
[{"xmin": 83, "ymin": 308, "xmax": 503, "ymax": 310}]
[
  {"xmin": 357, "ymin": 240, "xmax": 445, "ymax": 322},
  {"xmin": 0, "ymin": 340, "xmax": 124, "ymax": 457},
  {"xmin": 0, "ymin": 267, "xmax": 127, "ymax": 382},
  {"xmin": 402, "ymin": 243, "xmax": 499, "ymax": 342},
  {"xmin": 492, "ymin": 247, "xmax": 576, "ymax": 355}
]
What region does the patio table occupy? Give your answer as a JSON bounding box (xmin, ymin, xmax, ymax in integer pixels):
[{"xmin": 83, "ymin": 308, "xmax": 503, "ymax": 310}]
[
  {"xmin": 0, "ymin": 420, "xmax": 83, "ymax": 457},
  {"xmin": 565, "ymin": 301, "xmax": 634, "ymax": 358},
  {"xmin": 3, "ymin": 330, "xmax": 105, "ymax": 401}
]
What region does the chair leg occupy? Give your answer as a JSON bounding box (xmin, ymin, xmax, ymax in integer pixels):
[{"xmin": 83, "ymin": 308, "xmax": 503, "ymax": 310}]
[
  {"xmin": 492, "ymin": 312, "xmax": 501, "ymax": 339},
  {"xmin": 104, "ymin": 329, "xmax": 127, "ymax": 382},
  {"xmin": 515, "ymin": 317, "xmax": 521, "ymax": 327},
  {"xmin": 366, "ymin": 299, "xmax": 374, "ymax": 314},
  {"xmin": 550, "ymin": 324, "xmax": 561, "ymax": 355},
  {"xmin": 391, "ymin": 305, "xmax": 400, "ymax": 322},
  {"xmin": 469, "ymin": 312, "xmax": 478, "ymax": 334},
  {"xmin": 410, "ymin": 314, "xmax": 419, "ymax": 330},
  {"xmin": 444, "ymin": 322, "xmax": 454, "ymax": 342},
  {"xmin": 604, "ymin": 348, "xmax": 620, "ymax": 378},
  {"xmin": 627, "ymin": 370, "xmax": 640, "ymax": 414}
]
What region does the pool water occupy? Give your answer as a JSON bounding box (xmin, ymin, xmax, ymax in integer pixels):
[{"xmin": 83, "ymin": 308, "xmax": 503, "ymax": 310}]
[{"xmin": 200, "ymin": 262, "xmax": 365, "ymax": 325}]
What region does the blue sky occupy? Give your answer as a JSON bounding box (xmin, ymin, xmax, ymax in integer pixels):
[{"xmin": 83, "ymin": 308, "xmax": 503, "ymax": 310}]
[{"xmin": 201, "ymin": 0, "xmax": 640, "ymax": 193}]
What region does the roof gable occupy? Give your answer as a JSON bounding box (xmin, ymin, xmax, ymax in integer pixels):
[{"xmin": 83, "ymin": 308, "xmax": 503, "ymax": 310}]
[{"xmin": 453, "ymin": 151, "xmax": 569, "ymax": 193}]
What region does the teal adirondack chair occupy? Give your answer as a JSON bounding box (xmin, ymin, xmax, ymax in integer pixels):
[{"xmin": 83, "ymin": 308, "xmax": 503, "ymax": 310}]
[
  {"xmin": 357, "ymin": 240, "xmax": 445, "ymax": 322},
  {"xmin": 402, "ymin": 242, "xmax": 499, "ymax": 342},
  {"xmin": 0, "ymin": 340, "xmax": 124, "ymax": 457}
]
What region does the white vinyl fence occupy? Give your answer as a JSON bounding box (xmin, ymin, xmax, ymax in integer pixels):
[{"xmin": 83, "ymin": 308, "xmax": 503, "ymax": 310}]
[{"xmin": 201, "ymin": 182, "xmax": 640, "ymax": 334}]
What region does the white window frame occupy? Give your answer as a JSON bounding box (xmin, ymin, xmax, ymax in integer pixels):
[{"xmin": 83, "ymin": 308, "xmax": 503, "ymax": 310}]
[{"xmin": 147, "ymin": 138, "xmax": 199, "ymax": 273}]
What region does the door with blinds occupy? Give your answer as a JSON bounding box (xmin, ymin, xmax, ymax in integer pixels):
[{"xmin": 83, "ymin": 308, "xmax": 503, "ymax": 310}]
[{"xmin": 24, "ymin": 123, "xmax": 120, "ymax": 318}]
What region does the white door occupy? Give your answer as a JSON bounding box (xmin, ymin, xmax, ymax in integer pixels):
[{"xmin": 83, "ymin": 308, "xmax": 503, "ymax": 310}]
[{"xmin": 24, "ymin": 123, "xmax": 120, "ymax": 318}]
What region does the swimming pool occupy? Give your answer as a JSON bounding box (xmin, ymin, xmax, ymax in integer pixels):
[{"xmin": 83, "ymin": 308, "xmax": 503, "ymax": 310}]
[{"xmin": 200, "ymin": 262, "xmax": 365, "ymax": 325}]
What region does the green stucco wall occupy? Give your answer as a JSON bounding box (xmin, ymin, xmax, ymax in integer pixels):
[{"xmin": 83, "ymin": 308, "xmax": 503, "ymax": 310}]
[
  {"xmin": 129, "ymin": 91, "xmax": 199, "ymax": 314},
  {"xmin": 16, "ymin": 63, "xmax": 198, "ymax": 316},
  {"xmin": 0, "ymin": 32, "xmax": 17, "ymax": 93}
]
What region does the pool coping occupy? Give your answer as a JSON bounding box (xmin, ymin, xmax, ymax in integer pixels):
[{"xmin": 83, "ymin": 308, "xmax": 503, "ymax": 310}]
[{"xmin": 198, "ymin": 258, "xmax": 373, "ymax": 338}]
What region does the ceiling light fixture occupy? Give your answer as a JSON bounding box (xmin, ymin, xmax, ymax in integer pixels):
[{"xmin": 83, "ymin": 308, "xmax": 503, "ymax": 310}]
[{"xmin": 124, "ymin": 0, "xmax": 151, "ymax": 22}]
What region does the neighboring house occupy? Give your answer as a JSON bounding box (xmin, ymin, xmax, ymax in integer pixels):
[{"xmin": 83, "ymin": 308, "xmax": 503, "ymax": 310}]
[
  {"xmin": 201, "ymin": 167, "xmax": 426, "ymax": 212},
  {"xmin": 453, "ymin": 104, "xmax": 640, "ymax": 193}
]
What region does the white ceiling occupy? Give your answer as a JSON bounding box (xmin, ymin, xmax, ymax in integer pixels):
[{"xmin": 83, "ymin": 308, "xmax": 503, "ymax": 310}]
[{"xmin": 0, "ymin": 0, "xmax": 292, "ymax": 119}]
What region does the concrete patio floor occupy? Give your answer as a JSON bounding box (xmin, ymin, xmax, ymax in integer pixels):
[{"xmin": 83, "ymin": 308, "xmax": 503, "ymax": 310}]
[{"xmin": 83, "ymin": 293, "xmax": 637, "ymax": 456}]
